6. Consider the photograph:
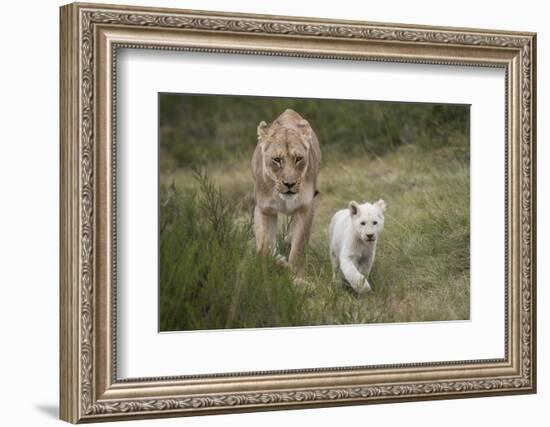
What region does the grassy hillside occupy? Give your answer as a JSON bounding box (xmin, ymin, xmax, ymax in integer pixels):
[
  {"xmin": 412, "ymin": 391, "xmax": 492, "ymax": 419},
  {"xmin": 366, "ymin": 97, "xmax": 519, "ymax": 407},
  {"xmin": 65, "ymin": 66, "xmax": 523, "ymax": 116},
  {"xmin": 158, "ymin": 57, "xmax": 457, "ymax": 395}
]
[
  {"xmin": 159, "ymin": 94, "xmax": 470, "ymax": 331},
  {"xmin": 159, "ymin": 93, "xmax": 469, "ymax": 171}
]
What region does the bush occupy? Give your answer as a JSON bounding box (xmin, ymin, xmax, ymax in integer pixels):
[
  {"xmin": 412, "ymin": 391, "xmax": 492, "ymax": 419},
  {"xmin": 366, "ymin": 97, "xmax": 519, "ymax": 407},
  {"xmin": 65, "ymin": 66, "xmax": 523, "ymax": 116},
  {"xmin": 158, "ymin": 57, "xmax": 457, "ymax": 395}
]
[{"xmin": 159, "ymin": 171, "xmax": 310, "ymax": 331}]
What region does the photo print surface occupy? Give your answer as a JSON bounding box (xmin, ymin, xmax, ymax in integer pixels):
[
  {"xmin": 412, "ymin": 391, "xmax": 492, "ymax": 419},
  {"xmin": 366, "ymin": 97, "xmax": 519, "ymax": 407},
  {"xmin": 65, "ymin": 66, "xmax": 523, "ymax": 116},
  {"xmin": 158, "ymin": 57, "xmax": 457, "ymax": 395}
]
[{"xmin": 158, "ymin": 93, "xmax": 470, "ymax": 332}]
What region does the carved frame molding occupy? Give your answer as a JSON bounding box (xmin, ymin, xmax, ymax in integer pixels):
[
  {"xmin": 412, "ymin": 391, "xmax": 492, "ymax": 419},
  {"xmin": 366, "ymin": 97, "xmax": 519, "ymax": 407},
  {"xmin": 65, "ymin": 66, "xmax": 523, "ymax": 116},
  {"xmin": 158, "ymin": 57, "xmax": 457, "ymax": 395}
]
[{"xmin": 60, "ymin": 2, "xmax": 536, "ymax": 423}]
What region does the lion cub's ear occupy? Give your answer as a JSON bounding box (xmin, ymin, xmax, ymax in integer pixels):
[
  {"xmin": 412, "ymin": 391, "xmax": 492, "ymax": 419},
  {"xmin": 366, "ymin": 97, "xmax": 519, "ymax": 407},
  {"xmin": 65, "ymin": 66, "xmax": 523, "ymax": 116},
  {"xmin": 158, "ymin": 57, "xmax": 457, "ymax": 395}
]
[
  {"xmin": 257, "ymin": 121, "xmax": 269, "ymax": 143},
  {"xmin": 349, "ymin": 201, "xmax": 360, "ymax": 216},
  {"xmin": 374, "ymin": 199, "xmax": 386, "ymax": 212},
  {"xmin": 297, "ymin": 119, "xmax": 312, "ymax": 149}
]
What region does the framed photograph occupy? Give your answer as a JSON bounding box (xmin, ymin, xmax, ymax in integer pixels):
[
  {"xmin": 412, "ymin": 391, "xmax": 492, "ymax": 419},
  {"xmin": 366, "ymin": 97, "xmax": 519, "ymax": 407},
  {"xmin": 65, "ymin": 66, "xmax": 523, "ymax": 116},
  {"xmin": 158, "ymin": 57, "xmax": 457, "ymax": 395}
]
[{"xmin": 60, "ymin": 2, "xmax": 537, "ymax": 423}]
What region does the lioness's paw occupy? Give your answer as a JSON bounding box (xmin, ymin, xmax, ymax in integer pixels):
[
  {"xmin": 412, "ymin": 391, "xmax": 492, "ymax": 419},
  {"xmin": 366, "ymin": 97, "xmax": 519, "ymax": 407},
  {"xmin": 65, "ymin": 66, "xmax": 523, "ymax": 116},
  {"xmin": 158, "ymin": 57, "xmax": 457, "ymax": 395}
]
[
  {"xmin": 274, "ymin": 254, "xmax": 289, "ymax": 267},
  {"xmin": 292, "ymin": 276, "xmax": 310, "ymax": 287}
]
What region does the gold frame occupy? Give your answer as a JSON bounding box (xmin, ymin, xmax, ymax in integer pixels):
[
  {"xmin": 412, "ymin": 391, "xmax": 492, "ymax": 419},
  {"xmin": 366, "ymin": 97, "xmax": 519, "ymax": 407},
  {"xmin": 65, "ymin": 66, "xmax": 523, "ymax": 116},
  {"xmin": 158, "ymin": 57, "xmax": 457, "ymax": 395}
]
[{"xmin": 60, "ymin": 2, "xmax": 537, "ymax": 423}]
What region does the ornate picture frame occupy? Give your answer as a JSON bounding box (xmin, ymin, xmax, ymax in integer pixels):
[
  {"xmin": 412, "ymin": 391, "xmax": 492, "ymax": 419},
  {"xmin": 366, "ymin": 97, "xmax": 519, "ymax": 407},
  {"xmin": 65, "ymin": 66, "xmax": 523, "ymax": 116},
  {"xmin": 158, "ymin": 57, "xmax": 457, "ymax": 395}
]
[{"xmin": 60, "ymin": 2, "xmax": 536, "ymax": 423}]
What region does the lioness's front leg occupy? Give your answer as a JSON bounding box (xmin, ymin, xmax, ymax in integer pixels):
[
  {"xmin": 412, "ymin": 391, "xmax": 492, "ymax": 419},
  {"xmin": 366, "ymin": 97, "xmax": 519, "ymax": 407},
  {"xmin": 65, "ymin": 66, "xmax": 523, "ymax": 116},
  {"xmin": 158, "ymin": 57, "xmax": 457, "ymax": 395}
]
[
  {"xmin": 254, "ymin": 206, "xmax": 277, "ymax": 253},
  {"xmin": 288, "ymin": 204, "xmax": 314, "ymax": 273}
]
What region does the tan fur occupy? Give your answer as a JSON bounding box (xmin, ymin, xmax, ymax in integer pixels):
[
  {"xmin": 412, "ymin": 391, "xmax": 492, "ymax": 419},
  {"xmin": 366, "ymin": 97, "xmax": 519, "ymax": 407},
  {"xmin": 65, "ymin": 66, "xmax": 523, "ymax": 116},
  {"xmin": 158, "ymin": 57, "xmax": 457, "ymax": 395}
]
[{"xmin": 251, "ymin": 109, "xmax": 321, "ymax": 272}]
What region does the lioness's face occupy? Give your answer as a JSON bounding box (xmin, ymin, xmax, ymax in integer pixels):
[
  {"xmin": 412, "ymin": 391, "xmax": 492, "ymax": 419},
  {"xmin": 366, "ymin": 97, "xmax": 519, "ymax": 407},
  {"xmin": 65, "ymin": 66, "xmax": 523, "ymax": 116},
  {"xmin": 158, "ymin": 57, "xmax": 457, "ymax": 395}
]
[{"xmin": 262, "ymin": 128, "xmax": 309, "ymax": 200}]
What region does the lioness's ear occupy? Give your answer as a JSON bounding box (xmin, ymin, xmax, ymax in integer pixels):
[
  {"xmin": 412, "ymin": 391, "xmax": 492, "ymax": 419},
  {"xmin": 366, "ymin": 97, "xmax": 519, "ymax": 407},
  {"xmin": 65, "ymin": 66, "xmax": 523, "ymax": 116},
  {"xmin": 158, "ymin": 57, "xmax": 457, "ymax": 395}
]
[
  {"xmin": 349, "ymin": 201, "xmax": 360, "ymax": 216},
  {"xmin": 257, "ymin": 121, "xmax": 268, "ymax": 143},
  {"xmin": 375, "ymin": 199, "xmax": 386, "ymax": 212},
  {"xmin": 297, "ymin": 119, "xmax": 312, "ymax": 149}
]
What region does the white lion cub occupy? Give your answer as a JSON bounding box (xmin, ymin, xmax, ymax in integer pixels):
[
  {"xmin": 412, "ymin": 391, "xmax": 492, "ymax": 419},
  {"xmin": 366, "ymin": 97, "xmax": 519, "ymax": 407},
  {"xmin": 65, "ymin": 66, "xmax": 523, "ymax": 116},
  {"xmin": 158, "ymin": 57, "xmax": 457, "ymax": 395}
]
[{"xmin": 329, "ymin": 199, "xmax": 386, "ymax": 294}]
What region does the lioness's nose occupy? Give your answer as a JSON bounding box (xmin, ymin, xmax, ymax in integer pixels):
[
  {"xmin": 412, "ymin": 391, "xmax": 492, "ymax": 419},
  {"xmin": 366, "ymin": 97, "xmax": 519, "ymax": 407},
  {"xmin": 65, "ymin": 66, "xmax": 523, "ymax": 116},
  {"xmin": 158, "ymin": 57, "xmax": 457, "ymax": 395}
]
[
  {"xmin": 366, "ymin": 234, "xmax": 375, "ymax": 240},
  {"xmin": 283, "ymin": 181, "xmax": 296, "ymax": 189}
]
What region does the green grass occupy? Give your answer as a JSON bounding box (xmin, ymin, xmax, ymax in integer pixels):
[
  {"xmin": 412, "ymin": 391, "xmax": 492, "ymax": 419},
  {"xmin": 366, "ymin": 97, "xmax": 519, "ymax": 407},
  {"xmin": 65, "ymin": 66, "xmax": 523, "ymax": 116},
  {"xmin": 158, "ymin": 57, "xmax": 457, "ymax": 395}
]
[
  {"xmin": 159, "ymin": 141, "xmax": 470, "ymax": 331},
  {"xmin": 159, "ymin": 172, "xmax": 309, "ymax": 331},
  {"xmin": 159, "ymin": 93, "xmax": 469, "ymax": 171}
]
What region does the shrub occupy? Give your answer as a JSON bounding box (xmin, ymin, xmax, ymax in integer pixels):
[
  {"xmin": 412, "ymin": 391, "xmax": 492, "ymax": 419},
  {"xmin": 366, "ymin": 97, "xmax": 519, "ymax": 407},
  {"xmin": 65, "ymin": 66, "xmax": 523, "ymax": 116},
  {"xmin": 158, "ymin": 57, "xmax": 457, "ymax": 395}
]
[{"xmin": 159, "ymin": 171, "xmax": 309, "ymax": 331}]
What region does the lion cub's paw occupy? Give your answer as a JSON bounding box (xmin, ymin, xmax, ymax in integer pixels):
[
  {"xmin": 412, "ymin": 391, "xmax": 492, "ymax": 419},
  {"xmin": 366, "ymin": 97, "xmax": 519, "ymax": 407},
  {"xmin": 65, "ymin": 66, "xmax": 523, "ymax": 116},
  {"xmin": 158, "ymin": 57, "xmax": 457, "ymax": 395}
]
[{"xmin": 351, "ymin": 276, "xmax": 372, "ymax": 295}]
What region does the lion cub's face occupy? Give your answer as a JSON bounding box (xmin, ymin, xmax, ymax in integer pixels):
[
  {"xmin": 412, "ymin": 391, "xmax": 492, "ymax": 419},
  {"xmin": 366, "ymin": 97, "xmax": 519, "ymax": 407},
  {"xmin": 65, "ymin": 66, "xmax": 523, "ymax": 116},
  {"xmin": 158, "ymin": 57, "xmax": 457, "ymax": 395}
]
[
  {"xmin": 349, "ymin": 200, "xmax": 386, "ymax": 243},
  {"xmin": 258, "ymin": 124, "xmax": 310, "ymax": 201}
]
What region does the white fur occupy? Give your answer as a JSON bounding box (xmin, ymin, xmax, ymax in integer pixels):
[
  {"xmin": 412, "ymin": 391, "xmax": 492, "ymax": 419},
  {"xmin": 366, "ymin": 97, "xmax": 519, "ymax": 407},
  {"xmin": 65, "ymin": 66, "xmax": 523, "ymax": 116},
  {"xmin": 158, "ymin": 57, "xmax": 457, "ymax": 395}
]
[
  {"xmin": 278, "ymin": 192, "xmax": 300, "ymax": 212},
  {"xmin": 328, "ymin": 200, "xmax": 386, "ymax": 294}
]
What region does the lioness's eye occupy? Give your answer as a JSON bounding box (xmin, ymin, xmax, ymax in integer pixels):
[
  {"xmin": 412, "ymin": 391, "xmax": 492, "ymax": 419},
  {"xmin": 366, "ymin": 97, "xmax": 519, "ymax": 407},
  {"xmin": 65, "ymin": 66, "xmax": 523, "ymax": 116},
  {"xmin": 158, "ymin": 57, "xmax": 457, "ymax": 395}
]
[
  {"xmin": 373, "ymin": 221, "xmax": 378, "ymax": 225},
  {"xmin": 273, "ymin": 157, "xmax": 281, "ymax": 164},
  {"xmin": 360, "ymin": 221, "xmax": 366, "ymax": 226},
  {"xmin": 295, "ymin": 156, "xmax": 303, "ymax": 163}
]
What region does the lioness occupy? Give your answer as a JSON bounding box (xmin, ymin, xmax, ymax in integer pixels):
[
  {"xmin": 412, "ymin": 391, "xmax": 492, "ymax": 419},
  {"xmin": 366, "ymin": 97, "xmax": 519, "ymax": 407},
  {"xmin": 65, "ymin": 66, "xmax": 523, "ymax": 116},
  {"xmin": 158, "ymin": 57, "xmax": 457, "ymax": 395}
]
[{"xmin": 251, "ymin": 109, "xmax": 321, "ymax": 272}]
